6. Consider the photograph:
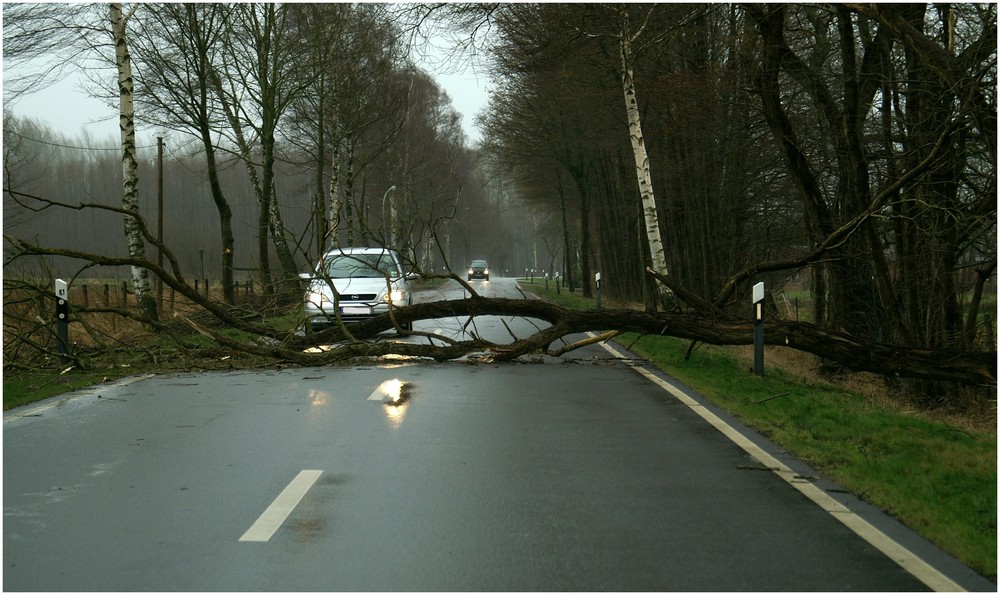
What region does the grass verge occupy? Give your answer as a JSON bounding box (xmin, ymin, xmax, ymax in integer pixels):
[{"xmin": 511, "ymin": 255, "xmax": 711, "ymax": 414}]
[
  {"xmin": 3, "ymin": 368, "xmax": 136, "ymax": 410},
  {"xmin": 518, "ymin": 279, "xmax": 996, "ymax": 581}
]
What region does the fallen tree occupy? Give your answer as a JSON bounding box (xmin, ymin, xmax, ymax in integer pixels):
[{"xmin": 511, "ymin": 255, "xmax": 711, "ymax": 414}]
[
  {"xmin": 5, "ymin": 232, "xmax": 996, "ymax": 388},
  {"xmin": 270, "ymin": 297, "xmax": 994, "ymax": 387}
]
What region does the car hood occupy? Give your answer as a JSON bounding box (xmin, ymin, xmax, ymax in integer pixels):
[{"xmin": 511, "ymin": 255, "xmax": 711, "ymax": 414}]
[{"xmin": 309, "ymin": 276, "xmax": 399, "ymax": 297}]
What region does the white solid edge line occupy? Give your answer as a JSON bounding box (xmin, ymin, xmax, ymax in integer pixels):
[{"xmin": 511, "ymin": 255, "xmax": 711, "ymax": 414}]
[
  {"xmin": 239, "ymin": 469, "xmax": 323, "ymax": 543},
  {"xmin": 594, "ymin": 335, "xmax": 964, "ymax": 593}
]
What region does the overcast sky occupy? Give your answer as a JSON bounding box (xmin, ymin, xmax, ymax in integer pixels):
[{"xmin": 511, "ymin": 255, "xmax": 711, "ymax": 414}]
[{"xmin": 4, "ymin": 48, "xmax": 491, "ymax": 146}]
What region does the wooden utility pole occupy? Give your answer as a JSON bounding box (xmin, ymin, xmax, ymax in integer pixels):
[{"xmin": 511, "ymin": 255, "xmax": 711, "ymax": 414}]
[{"xmin": 157, "ymin": 136, "xmax": 164, "ymax": 312}]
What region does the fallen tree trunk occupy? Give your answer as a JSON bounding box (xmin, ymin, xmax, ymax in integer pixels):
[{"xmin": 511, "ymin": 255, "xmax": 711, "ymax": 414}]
[
  {"xmin": 291, "ymin": 298, "xmax": 995, "ymax": 387},
  {"xmin": 4, "ymin": 233, "xmax": 993, "ymax": 386}
]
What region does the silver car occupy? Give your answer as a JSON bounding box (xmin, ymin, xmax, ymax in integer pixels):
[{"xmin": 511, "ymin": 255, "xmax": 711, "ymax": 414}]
[{"xmin": 300, "ymin": 247, "xmax": 414, "ymax": 332}]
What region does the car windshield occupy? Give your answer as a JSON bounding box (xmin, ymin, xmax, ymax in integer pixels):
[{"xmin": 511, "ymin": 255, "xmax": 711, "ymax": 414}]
[
  {"xmin": 323, "ymin": 253, "xmax": 399, "ymax": 278},
  {"xmin": 471, "ymin": 260, "xmax": 488, "ymax": 268}
]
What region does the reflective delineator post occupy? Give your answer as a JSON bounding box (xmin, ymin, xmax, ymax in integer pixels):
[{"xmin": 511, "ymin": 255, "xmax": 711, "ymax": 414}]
[
  {"xmin": 55, "ymin": 279, "xmax": 69, "ymax": 364},
  {"xmin": 595, "ymin": 272, "xmax": 602, "ymax": 310},
  {"xmin": 753, "ymin": 281, "xmax": 764, "ymax": 376}
]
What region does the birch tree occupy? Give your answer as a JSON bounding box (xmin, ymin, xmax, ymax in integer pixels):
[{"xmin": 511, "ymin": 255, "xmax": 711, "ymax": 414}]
[
  {"xmin": 111, "ymin": 3, "xmax": 158, "ymax": 323},
  {"xmin": 616, "ymin": 6, "xmax": 669, "ymax": 290},
  {"xmin": 282, "ymin": 3, "xmax": 352, "ymax": 258},
  {"xmin": 327, "ymin": 6, "xmax": 408, "ymax": 248}
]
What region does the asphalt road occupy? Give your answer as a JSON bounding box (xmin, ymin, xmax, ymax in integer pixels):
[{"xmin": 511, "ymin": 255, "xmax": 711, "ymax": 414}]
[
  {"xmin": 4, "ymin": 277, "xmax": 993, "ymax": 591},
  {"xmin": 405, "ymin": 275, "xmax": 554, "ymax": 346}
]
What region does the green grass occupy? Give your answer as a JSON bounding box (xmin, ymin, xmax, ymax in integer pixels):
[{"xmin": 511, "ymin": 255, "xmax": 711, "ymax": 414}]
[
  {"xmin": 3, "ymin": 368, "xmax": 135, "ymax": 410},
  {"xmin": 518, "ymin": 278, "xmax": 997, "ymax": 580},
  {"xmin": 517, "ymin": 279, "xmax": 595, "ymax": 310}
]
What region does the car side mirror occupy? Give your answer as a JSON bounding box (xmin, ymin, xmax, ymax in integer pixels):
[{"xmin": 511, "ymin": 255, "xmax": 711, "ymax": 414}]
[{"xmin": 298, "ymin": 273, "xmax": 313, "ymax": 281}]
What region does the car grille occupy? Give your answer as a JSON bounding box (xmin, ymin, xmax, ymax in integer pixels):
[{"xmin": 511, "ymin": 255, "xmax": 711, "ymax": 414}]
[{"xmin": 341, "ymin": 293, "xmax": 377, "ymax": 302}]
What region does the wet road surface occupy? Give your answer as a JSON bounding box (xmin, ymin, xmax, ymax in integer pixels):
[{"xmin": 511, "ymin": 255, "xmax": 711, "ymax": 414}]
[
  {"xmin": 4, "ymin": 277, "xmax": 992, "ymax": 591},
  {"xmin": 406, "ymin": 275, "xmax": 553, "ymax": 346}
]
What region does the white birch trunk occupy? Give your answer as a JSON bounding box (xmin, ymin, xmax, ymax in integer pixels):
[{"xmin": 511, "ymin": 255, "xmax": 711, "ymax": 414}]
[
  {"xmin": 422, "ymin": 230, "xmax": 432, "ymax": 272},
  {"xmin": 388, "ymin": 189, "xmax": 397, "ymax": 248},
  {"xmin": 444, "ymin": 227, "xmax": 451, "ymax": 273},
  {"xmin": 111, "ymin": 3, "xmax": 157, "ymax": 322},
  {"xmin": 327, "ymin": 137, "xmax": 343, "ymax": 249},
  {"xmin": 619, "ymin": 7, "xmax": 670, "ymax": 282}
]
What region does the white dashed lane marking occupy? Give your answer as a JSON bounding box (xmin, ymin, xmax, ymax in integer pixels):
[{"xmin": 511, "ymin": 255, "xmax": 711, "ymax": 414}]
[{"xmin": 239, "ymin": 469, "xmax": 323, "ymax": 543}]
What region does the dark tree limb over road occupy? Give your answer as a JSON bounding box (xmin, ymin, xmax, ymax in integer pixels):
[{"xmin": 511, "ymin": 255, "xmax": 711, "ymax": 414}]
[
  {"xmin": 5, "ymin": 235, "xmax": 994, "ymax": 387},
  {"xmin": 269, "ymin": 294, "xmax": 994, "ymax": 386}
]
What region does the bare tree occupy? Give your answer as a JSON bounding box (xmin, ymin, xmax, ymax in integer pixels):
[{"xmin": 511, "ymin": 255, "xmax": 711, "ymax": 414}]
[
  {"xmin": 4, "ymin": 3, "xmax": 157, "ymax": 321},
  {"xmin": 204, "ymin": 3, "xmax": 312, "ymax": 301},
  {"xmin": 282, "ymin": 3, "xmax": 352, "ymax": 260},
  {"xmin": 129, "ymin": 3, "xmax": 238, "ymax": 304},
  {"xmin": 741, "ymin": 3, "xmax": 996, "ymax": 359}
]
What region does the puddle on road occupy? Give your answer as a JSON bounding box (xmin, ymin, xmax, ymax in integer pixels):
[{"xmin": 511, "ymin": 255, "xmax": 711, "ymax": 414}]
[
  {"xmin": 307, "ymin": 388, "xmax": 333, "ymax": 408},
  {"xmin": 372, "ymin": 379, "xmax": 414, "ymax": 429},
  {"xmin": 375, "ymin": 379, "xmax": 412, "ymax": 405}
]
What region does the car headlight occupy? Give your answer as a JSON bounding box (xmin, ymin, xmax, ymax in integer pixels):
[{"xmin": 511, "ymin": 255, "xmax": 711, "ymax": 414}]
[
  {"xmin": 306, "ymin": 292, "xmax": 330, "ymax": 306},
  {"xmin": 382, "ymin": 290, "xmax": 405, "ymax": 303},
  {"xmin": 484, "ymin": 269, "xmax": 489, "ymax": 275},
  {"xmin": 468, "ymin": 269, "xmax": 474, "ymax": 275}
]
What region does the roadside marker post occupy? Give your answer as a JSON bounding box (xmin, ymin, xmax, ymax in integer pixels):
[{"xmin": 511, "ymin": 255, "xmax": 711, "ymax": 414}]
[
  {"xmin": 753, "ymin": 281, "xmax": 764, "ymax": 376},
  {"xmin": 595, "ymin": 272, "xmax": 602, "ymax": 310},
  {"xmin": 55, "ymin": 279, "xmax": 69, "ymax": 364}
]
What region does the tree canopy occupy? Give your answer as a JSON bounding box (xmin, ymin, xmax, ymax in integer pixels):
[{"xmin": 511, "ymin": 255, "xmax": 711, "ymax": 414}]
[{"xmin": 4, "ymin": 3, "xmax": 996, "ymax": 395}]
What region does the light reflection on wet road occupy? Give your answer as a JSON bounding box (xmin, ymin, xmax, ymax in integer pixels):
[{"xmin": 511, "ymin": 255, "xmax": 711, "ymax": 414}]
[{"xmin": 3, "ymin": 278, "xmax": 988, "ymax": 591}]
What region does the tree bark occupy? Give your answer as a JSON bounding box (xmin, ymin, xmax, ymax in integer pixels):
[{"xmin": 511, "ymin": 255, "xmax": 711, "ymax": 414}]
[
  {"xmin": 618, "ymin": 7, "xmax": 669, "ymax": 290},
  {"xmin": 327, "ymin": 135, "xmax": 344, "ymax": 248},
  {"xmin": 111, "ymin": 3, "xmax": 158, "ymax": 324}
]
